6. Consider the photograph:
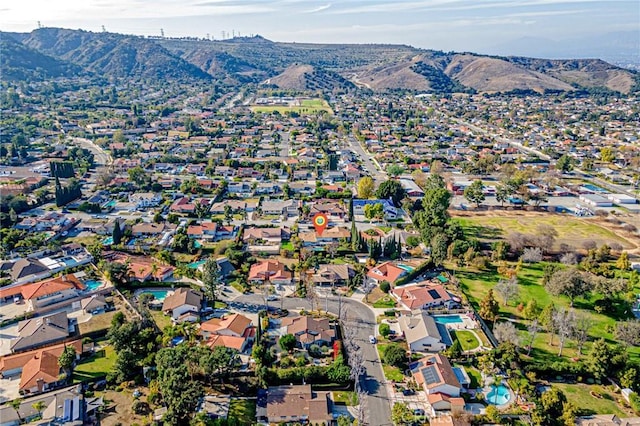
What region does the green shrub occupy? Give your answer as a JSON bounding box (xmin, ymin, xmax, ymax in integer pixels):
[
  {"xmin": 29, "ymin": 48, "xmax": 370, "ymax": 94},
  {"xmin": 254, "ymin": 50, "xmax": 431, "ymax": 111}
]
[{"xmin": 379, "ymin": 323, "xmax": 391, "ymax": 337}]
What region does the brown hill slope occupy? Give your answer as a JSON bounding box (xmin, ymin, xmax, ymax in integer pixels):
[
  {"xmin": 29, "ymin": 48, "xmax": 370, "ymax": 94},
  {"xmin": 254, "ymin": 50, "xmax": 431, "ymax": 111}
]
[{"xmin": 444, "ymin": 54, "xmax": 574, "ymax": 93}]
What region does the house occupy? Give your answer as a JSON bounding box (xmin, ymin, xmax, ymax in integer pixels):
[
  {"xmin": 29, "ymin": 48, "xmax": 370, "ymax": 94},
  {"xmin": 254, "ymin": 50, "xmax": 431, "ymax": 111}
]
[
  {"xmin": 131, "ymin": 222, "xmax": 169, "ymax": 237},
  {"xmin": 0, "ymin": 385, "xmax": 87, "ymax": 425},
  {"xmin": 366, "ymin": 261, "xmax": 407, "ymax": 285},
  {"xmin": 410, "ymin": 354, "xmax": 462, "ymax": 397},
  {"xmin": 310, "ymin": 200, "xmax": 348, "ymax": 221},
  {"xmin": 0, "ymin": 274, "xmax": 85, "ymax": 310},
  {"xmin": 399, "ymin": 312, "xmax": 447, "ymax": 353},
  {"xmin": 106, "ymin": 252, "xmax": 175, "ymax": 282},
  {"xmin": 261, "ymin": 199, "xmax": 299, "ymax": 217},
  {"xmin": 399, "ymin": 179, "xmax": 425, "ymax": 197},
  {"xmin": 298, "ymin": 226, "xmax": 350, "ymax": 246},
  {"xmin": 200, "ymin": 313, "xmax": 254, "ymax": 352},
  {"xmin": 162, "ymin": 288, "xmax": 203, "ymax": 322},
  {"xmin": 352, "ymin": 199, "xmax": 397, "ymax": 219},
  {"xmin": 428, "ymin": 393, "xmax": 466, "ymax": 416},
  {"xmin": 187, "ymin": 222, "xmax": 218, "ymax": 241},
  {"xmin": 279, "ymin": 316, "xmax": 335, "ymax": 348},
  {"xmin": 9, "ymin": 258, "xmax": 50, "ymax": 285},
  {"xmin": 248, "ymin": 260, "xmax": 292, "ymax": 285},
  {"xmin": 257, "ymin": 385, "xmax": 333, "ymax": 425},
  {"xmin": 0, "ymin": 340, "xmax": 83, "ymax": 395},
  {"xmin": 308, "ymin": 264, "xmax": 355, "ymax": 287},
  {"xmin": 575, "ymin": 415, "xmax": 640, "ymax": 426},
  {"xmin": 129, "ymin": 192, "xmax": 162, "ymax": 209},
  {"xmin": 11, "ymin": 312, "xmax": 71, "ymax": 353},
  {"xmin": 391, "ymin": 284, "xmax": 455, "ymax": 310},
  {"xmin": 80, "ymin": 295, "xmax": 108, "ymax": 314}
]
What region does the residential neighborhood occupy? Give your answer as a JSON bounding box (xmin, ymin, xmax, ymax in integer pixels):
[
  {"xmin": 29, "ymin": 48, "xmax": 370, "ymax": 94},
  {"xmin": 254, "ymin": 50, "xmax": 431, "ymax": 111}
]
[{"xmin": 1, "ymin": 38, "xmax": 640, "ymax": 426}]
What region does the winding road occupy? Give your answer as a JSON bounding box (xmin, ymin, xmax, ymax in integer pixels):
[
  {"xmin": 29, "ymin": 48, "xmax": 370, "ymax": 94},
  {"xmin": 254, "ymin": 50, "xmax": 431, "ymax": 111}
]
[{"xmin": 232, "ymin": 293, "xmax": 392, "ymax": 426}]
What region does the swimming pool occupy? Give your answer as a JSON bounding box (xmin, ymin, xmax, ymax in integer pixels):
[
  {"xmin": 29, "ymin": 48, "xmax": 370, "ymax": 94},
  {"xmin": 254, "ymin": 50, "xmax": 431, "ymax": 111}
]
[
  {"xmin": 188, "ymin": 260, "xmax": 206, "ymax": 269},
  {"xmin": 433, "ymin": 315, "xmax": 464, "ymax": 325},
  {"xmin": 102, "ymin": 236, "xmax": 114, "ymax": 245},
  {"xmin": 139, "ymin": 289, "xmax": 171, "ymax": 302},
  {"xmin": 486, "ymin": 384, "xmax": 511, "ymax": 405},
  {"xmin": 581, "ymin": 183, "xmax": 607, "ymax": 193},
  {"xmin": 84, "ymin": 280, "xmax": 103, "ymax": 291},
  {"xmin": 397, "ymin": 263, "xmax": 415, "ymax": 273}
]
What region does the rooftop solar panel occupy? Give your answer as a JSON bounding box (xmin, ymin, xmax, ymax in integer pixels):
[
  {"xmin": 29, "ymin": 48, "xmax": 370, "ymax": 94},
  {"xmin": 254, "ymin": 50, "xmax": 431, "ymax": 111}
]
[
  {"xmin": 421, "ymin": 365, "xmax": 440, "ymax": 385},
  {"xmin": 427, "ymin": 289, "xmax": 441, "ymax": 300}
]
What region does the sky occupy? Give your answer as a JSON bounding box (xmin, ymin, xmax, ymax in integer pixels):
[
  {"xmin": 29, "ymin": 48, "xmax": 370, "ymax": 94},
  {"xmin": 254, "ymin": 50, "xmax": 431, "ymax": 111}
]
[{"xmin": 2, "ymin": 0, "xmax": 639, "ymax": 56}]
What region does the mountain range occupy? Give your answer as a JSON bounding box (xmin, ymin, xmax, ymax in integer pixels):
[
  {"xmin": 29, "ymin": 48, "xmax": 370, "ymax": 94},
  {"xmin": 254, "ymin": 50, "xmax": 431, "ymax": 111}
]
[{"xmin": 2, "ymin": 28, "xmax": 638, "ymax": 94}]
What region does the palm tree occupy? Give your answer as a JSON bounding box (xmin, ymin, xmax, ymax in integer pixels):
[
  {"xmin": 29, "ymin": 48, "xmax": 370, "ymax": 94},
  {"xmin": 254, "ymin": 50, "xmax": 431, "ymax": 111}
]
[{"xmin": 9, "ymin": 398, "xmax": 23, "ymax": 423}]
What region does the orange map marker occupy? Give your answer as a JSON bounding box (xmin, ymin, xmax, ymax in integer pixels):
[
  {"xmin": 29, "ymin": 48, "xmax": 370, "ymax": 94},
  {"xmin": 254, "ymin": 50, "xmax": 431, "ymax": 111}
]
[{"xmin": 312, "ymin": 213, "xmax": 328, "ymax": 236}]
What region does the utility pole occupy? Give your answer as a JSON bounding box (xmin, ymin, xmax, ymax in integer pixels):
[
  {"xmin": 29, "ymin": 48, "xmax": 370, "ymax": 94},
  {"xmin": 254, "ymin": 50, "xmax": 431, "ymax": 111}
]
[
  {"xmin": 160, "ymin": 28, "xmax": 164, "ymax": 38},
  {"xmin": 101, "ymin": 25, "xmax": 106, "ymax": 33}
]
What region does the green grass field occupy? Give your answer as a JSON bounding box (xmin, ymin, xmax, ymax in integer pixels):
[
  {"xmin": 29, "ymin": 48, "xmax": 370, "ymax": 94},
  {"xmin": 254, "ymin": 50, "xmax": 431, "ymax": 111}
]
[
  {"xmin": 554, "ymin": 383, "xmax": 629, "ymax": 416},
  {"xmin": 453, "ymin": 261, "xmax": 640, "ymax": 363},
  {"xmin": 377, "ymin": 344, "xmax": 407, "ymax": 382},
  {"xmin": 250, "ymin": 98, "xmax": 333, "ymax": 115},
  {"xmin": 453, "ymin": 214, "xmax": 633, "ymax": 249},
  {"xmin": 73, "ymin": 345, "xmax": 117, "ymax": 383},
  {"xmin": 451, "ymin": 330, "xmax": 481, "ymax": 351}
]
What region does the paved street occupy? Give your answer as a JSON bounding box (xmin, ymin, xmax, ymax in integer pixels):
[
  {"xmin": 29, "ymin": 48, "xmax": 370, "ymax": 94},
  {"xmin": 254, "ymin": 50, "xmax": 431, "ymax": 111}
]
[
  {"xmin": 233, "ymin": 293, "xmax": 392, "ymax": 426},
  {"xmin": 71, "ymin": 137, "xmax": 112, "ymax": 166},
  {"xmin": 347, "ymin": 136, "xmax": 386, "ymax": 184}
]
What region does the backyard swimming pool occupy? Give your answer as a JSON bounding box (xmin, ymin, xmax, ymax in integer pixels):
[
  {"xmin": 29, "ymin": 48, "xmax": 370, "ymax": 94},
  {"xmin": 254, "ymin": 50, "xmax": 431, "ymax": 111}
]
[
  {"xmin": 84, "ymin": 280, "xmax": 104, "ymax": 291},
  {"xmin": 433, "ymin": 315, "xmax": 464, "ymax": 325},
  {"xmin": 188, "ymin": 260, "xmax": 206, "ymax": 269},
  {"xmin": 396, "ymin": 263, "xmax": 415, "ymax": 273},
  {"xmin": 486, "ymin": 384, "xmax": 511, "ymax": 405},
  {"xmin": 139, "ymin": 289, "xmax": 171, "ymax": 302},
  {"xmin": 581, "ymin": 183, "xmax": 607, "ymax": 193}
]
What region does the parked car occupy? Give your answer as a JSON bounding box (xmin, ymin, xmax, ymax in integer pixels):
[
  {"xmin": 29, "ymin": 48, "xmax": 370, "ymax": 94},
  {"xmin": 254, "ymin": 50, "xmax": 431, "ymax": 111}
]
[{"xmin": 369, "ymin": 335, "xmax": 377, "ymax": 344}]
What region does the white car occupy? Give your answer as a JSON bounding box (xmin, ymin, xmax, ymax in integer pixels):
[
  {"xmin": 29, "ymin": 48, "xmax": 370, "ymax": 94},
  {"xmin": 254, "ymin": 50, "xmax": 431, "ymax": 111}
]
[{"xmin": 369, "ymin": 335, "xmax": 377, "ymax": 344}]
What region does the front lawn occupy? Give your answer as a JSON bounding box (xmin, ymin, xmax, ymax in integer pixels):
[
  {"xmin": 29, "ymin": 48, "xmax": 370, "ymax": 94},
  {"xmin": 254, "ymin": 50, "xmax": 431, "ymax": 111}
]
[
  {"xmin": 73, "ymin": 344, "xmax": 117, "ymax": 383},
  {"xmin": 372, "ymin": 296, "xmax": 397, "ymax": 309},
  {"xmin": 451, "ymin": 330, "xmax": 481, "ymax": 351},
  {"xmin": 333, "ymin": 391, "xmax": 359, "ymax": 406},
  {"xmin": 377, "ymin": 343, "xmax": 407, "ymax": 382},
  {"xmin": 228, "ymin": 399, "xmax": 257, "ymax": 424}
]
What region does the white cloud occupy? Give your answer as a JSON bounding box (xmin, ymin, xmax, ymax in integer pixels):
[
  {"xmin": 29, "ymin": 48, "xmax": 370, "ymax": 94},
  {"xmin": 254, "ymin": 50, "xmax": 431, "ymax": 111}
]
[{"xmin": 304, "ymin": 3, "xmax": 331, "ymax": 13}]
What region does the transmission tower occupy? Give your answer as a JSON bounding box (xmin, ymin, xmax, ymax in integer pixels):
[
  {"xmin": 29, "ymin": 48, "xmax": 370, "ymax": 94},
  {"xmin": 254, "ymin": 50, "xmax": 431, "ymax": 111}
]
[
  {"xmin": 160, "ymin": 28, "xmax": 164, "ymax": 37},
  {"xmin": 101, "ymin": 25, "xmax": 106, "ymax": 32},
  {"xmin": 37, "ymin": 21, "xmax": 42, "ymax": 29}
]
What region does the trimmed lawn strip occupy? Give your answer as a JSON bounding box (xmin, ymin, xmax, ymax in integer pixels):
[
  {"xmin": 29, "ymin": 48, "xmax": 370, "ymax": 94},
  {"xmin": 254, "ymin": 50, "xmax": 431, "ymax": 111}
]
[{"xmin": 451, "ymin": 330, "xmax": 480, "ymax": 351}]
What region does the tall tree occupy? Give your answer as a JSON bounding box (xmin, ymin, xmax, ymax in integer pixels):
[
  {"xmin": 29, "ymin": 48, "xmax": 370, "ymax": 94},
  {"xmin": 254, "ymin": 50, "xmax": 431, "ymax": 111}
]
[
  {"xmin": 202, "ymin": 258, "xmax": 222, "ymax": 309},
  {"xmin": 58, "ymin": 345, "xmax": 77, "ymax": 378},
  {"xmin": 357, "ymin": 176, "xmax": 375, "ymax": 199},
  {"xmin": 375, "ymin": 180, "xmax": 406, "ymax": 207},
  {"xmin": 527, "ymin": 319, "xmax": 540, "ymax": 355},
  {"xmin": 553, "ymin": 308, "xmax": 576, "ymax": 356},
  {"xmin": 479, "ymin": 289, "xmax": 500, "ymax": 321},
  {"xmin": 494, "ymin": 277, "xmax": 519, "ymax": 306},
  {"xmin": 463, "ymin": 179, "xmax": 485, "ymax": 207},
  {"xmin": 494, "ymin": 321, "xmax": 519, "ymax": 345},
  {"xmin": 545, "ymin": 267, "xmax": 589, "ymax": 307}
]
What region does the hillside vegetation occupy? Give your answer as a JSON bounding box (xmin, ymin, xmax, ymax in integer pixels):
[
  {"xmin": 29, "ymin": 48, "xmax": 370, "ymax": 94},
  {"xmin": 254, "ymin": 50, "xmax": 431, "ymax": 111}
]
[{"xmin": 2, "ymin": 28, "xmax": 637, "ymax": 94}]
